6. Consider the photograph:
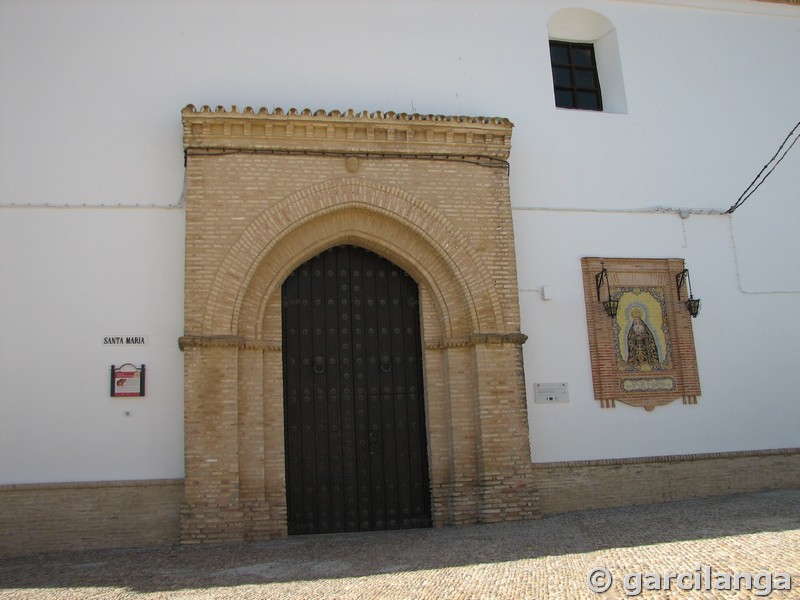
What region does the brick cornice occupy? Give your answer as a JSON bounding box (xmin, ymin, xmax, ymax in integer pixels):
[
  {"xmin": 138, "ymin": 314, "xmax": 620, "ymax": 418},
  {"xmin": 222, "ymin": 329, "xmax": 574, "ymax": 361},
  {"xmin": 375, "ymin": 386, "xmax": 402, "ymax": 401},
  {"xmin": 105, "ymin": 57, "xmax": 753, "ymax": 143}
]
[
  {"xmin": 425, "ymin": 332, "xmax": 529, "ymax": 350},
  {"xmin": 471, "ymin": 332, "xmax": 529, "ymax": 346},
  {"xmin": 178, "ymin": 335, "xmax": 279, "ymax": 351},
  {"xmin": 179, "ymin": 332, "xmax": 528, "ymax": 352},
  {"xmin": 181, "ymin": 104, "xmax": 513, "ymax": 161}
]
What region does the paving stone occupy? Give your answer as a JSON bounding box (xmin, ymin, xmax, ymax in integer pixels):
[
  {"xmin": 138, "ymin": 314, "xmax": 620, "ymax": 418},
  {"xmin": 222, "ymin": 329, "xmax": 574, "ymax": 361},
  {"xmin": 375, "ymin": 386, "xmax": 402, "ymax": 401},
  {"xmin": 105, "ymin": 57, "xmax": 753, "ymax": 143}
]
[{"xmin": 1, "ymin": 490, "xmax": 797, "ymax": 599}]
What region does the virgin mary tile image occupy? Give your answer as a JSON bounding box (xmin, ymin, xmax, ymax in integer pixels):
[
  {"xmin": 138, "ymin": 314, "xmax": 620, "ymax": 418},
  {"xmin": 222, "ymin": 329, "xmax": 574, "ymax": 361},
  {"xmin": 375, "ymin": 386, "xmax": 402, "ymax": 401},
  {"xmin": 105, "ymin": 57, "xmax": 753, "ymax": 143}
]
[
  {"xmin": 613, "ymin": 287, "xmax": 671, "ymax": 372},
  {"xmin": 627, "ymin": 307, "xmax": 659, "ymax": 367}
]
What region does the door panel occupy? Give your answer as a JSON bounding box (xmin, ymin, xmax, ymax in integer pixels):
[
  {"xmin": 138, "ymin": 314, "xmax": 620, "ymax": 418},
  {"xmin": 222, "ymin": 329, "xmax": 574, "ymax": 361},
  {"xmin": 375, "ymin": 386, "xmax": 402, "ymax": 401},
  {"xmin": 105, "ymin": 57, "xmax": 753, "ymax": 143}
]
[{"xmin": 282, "ymin": 245, "xmax": 431, "ymax": 534}]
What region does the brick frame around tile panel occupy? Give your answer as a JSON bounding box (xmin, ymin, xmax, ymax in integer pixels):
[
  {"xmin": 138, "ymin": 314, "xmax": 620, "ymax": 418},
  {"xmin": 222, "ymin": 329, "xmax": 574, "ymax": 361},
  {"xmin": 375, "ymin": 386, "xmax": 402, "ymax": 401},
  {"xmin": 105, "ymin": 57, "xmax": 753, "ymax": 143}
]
[{"xmin": 582, "ymin": 257, "xmax": 701, "ymax": 410}]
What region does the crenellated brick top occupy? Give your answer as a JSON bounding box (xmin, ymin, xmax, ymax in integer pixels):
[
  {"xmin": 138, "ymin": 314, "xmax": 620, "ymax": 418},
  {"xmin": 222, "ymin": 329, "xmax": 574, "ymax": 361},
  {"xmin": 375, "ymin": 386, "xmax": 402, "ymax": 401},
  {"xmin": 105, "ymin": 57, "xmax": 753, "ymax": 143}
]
[{"xmin": 181, "ymin": 104, "xmax": 513, "ymax": 160}]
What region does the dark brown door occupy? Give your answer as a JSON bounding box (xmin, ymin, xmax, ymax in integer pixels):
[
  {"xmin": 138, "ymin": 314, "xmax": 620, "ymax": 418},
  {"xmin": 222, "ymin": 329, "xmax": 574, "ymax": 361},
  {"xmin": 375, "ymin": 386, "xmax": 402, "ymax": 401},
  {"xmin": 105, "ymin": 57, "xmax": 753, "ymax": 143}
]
[{"xmin": 282, "ymin": 245, "xmax": 431, "ymax": 534}]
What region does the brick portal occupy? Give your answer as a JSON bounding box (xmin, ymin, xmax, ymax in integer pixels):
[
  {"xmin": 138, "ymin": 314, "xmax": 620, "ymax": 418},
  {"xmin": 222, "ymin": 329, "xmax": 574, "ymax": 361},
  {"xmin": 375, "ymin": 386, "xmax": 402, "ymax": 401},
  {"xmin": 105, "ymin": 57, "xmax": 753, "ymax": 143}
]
[{"xmin": 178, "ymin": 105, "xmax": 539, "ymax": 543}]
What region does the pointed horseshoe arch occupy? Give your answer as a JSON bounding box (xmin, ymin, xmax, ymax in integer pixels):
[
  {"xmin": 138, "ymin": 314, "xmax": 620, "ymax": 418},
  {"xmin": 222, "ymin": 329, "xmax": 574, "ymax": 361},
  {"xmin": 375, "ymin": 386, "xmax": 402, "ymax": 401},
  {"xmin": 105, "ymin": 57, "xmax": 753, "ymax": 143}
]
[{"xmin": 206, "ymin": 178, "xmax": 505, "ymax": 344}]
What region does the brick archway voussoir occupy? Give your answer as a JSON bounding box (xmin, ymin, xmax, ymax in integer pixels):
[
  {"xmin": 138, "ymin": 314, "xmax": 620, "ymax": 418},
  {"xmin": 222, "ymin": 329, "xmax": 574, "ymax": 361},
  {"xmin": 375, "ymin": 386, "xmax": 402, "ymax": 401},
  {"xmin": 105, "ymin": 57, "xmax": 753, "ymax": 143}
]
[
  {"xmin": 238, "ymin": 205, "xmax": 475, "ymax": 344},
  {"xmin": 205, "ymin": 179, "xmax": 504, "ymax": 343}
]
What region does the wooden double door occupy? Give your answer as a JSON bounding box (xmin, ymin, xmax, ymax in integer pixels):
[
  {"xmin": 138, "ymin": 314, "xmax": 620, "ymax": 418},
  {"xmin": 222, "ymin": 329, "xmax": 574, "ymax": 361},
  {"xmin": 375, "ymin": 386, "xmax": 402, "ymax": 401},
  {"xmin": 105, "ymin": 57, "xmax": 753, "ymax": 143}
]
[{"xmin": 282, "ymin": 245, "xmax": 431, "ymax": 534}]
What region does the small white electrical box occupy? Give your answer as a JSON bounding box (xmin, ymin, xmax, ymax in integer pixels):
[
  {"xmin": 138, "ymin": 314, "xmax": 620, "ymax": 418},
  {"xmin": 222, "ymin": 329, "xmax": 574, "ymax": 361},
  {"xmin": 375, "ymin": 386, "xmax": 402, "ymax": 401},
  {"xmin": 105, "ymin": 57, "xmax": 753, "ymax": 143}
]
[{"xmin": 534, "ymin": 382, "xmax": 569, "ymax": 403}]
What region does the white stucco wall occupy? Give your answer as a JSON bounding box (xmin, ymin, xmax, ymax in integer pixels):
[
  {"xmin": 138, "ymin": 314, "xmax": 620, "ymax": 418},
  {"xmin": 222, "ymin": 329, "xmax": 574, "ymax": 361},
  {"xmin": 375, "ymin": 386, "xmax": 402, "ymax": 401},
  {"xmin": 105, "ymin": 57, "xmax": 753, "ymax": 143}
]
[
  {"xmin": 0, "ymin": 209, "xmax": 185, "ymax": 483},
  {"xmin": 518, "ymin": 210, "xmax": 800, "ymax": 462},
  {"xmin": 1, "ymin": 0, "xmax": 798, "ymax": 482}
]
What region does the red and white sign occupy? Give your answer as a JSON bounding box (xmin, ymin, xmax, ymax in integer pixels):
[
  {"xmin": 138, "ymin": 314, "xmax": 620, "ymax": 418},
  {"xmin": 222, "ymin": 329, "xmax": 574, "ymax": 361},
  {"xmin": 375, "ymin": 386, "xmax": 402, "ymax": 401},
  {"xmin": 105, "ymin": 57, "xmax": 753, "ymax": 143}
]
[{"xmin": 111, "ymin": 364, "xmax": 145, "ymax": 397}]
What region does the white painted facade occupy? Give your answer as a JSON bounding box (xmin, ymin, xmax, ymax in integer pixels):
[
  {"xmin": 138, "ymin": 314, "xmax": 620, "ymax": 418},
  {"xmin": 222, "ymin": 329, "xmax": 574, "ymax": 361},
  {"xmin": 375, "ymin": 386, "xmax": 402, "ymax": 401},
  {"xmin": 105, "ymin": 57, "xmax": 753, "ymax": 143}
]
[{"xmin": 1, "ymin": 0, "xmax": 798, "ymax": 483}]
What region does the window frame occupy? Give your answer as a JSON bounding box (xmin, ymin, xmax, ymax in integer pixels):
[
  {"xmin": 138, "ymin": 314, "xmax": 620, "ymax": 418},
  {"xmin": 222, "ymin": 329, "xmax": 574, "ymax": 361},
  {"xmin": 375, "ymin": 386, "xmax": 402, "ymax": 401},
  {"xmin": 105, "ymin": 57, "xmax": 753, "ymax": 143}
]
[{"xmin": 549, "ymin": 40, "xmax": 604, "ymax": 112}]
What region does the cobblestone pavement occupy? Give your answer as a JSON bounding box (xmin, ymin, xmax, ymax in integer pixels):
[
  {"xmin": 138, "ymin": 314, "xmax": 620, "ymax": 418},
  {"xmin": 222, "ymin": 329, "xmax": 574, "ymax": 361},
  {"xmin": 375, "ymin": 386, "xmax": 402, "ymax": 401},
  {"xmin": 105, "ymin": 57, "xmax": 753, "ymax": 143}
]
[{"xmin": 1, "ymin": 490, "xmax": 798, "ymax": 599}]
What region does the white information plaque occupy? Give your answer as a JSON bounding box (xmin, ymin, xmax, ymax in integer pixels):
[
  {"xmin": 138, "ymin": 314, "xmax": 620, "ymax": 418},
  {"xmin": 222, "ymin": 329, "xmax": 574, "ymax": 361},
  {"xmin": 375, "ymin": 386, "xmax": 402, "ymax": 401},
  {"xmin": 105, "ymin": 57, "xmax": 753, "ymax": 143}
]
[{"xmin": 534, "ymin": 382, "xmax": 569, "ymax": 404}]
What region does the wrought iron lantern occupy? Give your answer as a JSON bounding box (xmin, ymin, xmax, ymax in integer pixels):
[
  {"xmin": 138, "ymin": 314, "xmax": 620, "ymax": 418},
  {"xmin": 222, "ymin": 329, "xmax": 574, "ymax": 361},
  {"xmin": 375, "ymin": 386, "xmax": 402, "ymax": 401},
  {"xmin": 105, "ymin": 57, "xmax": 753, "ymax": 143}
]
[
  {"xmin": 676, "ymin": 268, "xmax": 701, "ymax": 318},
  {"xmin": 595, "ymin": 263, "xmax": 619, "ymax": 319}
]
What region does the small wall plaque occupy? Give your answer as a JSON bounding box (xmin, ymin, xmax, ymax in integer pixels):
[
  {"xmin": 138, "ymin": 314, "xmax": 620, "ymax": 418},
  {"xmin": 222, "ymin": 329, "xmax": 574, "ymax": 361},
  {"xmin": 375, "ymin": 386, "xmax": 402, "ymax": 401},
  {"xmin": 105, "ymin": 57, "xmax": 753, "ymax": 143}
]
[
  {"xmin": 534, "ymin": 382, "xmax": 569, "ymax": 403},
  {"xmin": 110, "ymin": 364, "xmax": 145, "ymax": 397}
]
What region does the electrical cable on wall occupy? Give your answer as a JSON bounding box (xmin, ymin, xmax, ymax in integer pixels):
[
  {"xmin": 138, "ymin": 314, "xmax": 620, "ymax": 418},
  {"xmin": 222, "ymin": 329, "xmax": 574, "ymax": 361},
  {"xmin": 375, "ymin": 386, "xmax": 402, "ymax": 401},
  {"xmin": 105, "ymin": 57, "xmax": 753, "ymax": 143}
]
[
  {"xmin": 0, "ymin": 173, "xmax": 187, "ymax": 209},
  {"xmin": 726, "ymin": 119, "xmax": 800, "ymax": 214}
]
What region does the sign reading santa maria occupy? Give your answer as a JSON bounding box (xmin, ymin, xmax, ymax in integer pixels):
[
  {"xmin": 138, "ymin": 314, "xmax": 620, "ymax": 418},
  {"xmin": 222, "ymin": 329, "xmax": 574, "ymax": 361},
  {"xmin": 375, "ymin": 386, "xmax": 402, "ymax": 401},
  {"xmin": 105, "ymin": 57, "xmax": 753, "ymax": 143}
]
[
  {"xmin": 111, "ymin": 364, "xmax": 145, "ymax": 397},
  {"xmin": 104, "ymin": 336, "xmax": 147, "ymax": 345}
]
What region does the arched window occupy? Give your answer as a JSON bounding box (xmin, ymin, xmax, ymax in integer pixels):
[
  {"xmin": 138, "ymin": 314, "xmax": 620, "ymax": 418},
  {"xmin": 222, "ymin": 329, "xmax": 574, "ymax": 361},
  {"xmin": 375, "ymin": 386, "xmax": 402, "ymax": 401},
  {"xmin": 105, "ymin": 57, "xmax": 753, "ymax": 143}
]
[{"xmin": 548, "ymin": 8, "xmax": 627, "ymax": 114}]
